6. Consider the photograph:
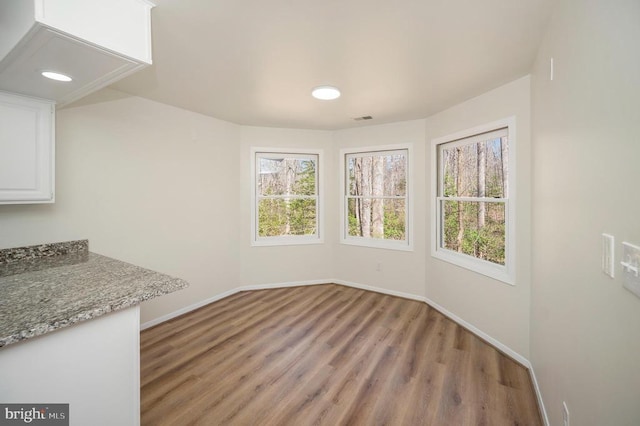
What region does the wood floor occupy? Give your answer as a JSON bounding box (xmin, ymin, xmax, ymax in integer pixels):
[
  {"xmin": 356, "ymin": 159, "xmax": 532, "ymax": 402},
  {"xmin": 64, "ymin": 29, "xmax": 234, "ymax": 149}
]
[{"xmin": 140, "ymin": 284, "xmax": 542, "ymax": 425}]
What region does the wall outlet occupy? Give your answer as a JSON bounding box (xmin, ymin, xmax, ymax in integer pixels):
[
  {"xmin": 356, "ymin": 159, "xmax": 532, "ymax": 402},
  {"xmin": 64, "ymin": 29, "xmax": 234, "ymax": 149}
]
[
  {"xmin": 376, "ymin": 262, "xmax": 382, "ymax": 272},
  {"xmin": 562, "ymin": 401, "xmax": 570, "ymax": 426}
]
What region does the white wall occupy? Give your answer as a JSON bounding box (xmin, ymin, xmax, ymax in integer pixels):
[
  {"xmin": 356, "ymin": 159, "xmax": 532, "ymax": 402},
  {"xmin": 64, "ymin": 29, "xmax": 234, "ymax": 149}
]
[
  {"xmin": 332, "ymin": 119, "xmax": 427, "ymax": 298},
  {"xmin": 0, "ymin": 89, "xmax": 242, "ymax": 323},
  {"xmin": 530, "ymin": 0, "xmax": 640, "ymax": 424},
  {"xmin": 424, "ymin": 76, "xmax": 532, "ymax": 358},
  {"xmin": 239, "ymin": 125, "xmax": 336, "ymax": 286}
]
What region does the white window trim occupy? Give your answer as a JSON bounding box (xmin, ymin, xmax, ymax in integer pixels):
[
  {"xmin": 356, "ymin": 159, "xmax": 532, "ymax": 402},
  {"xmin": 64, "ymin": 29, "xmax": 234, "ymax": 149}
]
[
  {"xmin": 251, "ymin": 147, "xmax": 324, "ymax": 247},
  {"xmin": 340, "ymin": 143, "xmax": 414, "ymax": 251},
  {"xmin": 430, "ymin": 117, "xmax": 516, "ymax": 285}
]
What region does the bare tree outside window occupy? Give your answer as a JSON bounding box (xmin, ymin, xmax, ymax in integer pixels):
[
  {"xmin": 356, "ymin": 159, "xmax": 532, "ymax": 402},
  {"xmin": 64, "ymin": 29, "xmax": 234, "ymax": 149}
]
[
  {"xmin": 346, "ymin": 149, "xmax": 408, "ymax": 243},
  {"xmin": 256, "ymin": 153, "xmax": 318, "ymax": 238},
  {"xmin": 439, "ymin": 129, "xmax": 508, "ymax": 265}
]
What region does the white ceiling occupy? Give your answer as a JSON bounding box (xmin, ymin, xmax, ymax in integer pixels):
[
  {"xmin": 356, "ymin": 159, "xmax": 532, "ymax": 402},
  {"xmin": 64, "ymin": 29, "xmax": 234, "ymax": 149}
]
[{"xmin": 111, "ymin": 0, "xmax": 554, "ymax": 130}]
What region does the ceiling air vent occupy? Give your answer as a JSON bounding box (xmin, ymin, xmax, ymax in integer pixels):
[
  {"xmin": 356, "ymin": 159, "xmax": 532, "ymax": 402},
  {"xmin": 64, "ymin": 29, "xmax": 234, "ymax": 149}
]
[{"xmin": 353, "ymin": 116, "xmax": 373, "ymax": 121}]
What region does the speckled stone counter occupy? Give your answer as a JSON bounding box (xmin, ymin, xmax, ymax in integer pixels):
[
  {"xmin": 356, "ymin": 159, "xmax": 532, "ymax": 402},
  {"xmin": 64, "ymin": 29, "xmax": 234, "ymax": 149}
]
[{"xmin": 0, "ymin": 240, "xmax": 188, "ymax": 347}]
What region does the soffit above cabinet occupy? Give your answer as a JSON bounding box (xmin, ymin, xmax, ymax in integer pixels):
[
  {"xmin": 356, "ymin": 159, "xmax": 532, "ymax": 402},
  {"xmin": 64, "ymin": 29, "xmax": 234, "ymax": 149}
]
[
  {"xmin": 0, "ymin": 0, "xmax": 154, "ymax": 106},
  {"xmin": 0, "ymin": 26, "xmax": 145, "ymax": 105}
]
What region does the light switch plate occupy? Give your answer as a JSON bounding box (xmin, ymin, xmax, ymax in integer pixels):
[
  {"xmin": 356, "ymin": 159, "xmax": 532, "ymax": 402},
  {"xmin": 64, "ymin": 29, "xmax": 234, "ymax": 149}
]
[
  {"xmin": 602, "ymin": 234, "xmax": 614, "ymax": 278},
  {"xmin": 621, "ymin": 242, "xmax": 640, "ymax": 298}
]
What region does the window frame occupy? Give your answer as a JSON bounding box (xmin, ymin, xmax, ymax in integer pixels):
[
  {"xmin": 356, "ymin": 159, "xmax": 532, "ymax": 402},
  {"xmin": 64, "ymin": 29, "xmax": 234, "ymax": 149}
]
[
  {"xmin": 340, "ymin": 144, "xmax": 413, "ymax": 251},
  {"xmin": 251, "ymin": 147, "xmax": 324, "ymax": 246},
  {"xmin": 430, "ymin": 117, "xmax": 516, "ymax": 285}
]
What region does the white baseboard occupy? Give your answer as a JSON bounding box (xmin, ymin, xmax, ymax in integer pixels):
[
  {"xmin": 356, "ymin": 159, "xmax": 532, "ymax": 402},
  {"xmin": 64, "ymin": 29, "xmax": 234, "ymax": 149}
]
[
  {"xmin": 332, "ymin": 279, "xmax": 428, "ymax": 303},
  {"xmin": 140, "ymin": 279, "xmax": 329, "ymax": 330},
  {"xmin": 236, "ymin": 279, "xmax": 329, "ymax": 292},
  {"xmin": 140, "ymin": 287, "xmax": 239, "ymax": 330},
  {"xmin": 424, "ymin": 297, "xmax": 528, "ymax": 366},
  {"xmin": 528, "ymin": 365, "xmax": 550, "ymax": 426},
  {"xmin": 423, "ymin": 297, "xmax": 549, "ymax": 425},
  {"xmin": 139, "ymin": 278, "xmax": 548, "ymax": 424}
]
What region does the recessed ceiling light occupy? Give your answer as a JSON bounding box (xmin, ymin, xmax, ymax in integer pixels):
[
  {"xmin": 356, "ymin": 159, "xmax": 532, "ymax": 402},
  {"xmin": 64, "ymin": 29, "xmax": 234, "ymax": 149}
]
[
  {"xmin": 312, "ymin": 85, "xmax": 340, "ymax": 100},
  {"xmin": 41, "ymin": 71, "xmax": 73, "ymax": 82}
]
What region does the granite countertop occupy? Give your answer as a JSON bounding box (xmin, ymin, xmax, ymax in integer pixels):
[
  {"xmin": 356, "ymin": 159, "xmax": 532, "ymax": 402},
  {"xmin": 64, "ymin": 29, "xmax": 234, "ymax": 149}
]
[{"xmin": 0, "ymin": 240, "xmax": 188, "ymax": 347}]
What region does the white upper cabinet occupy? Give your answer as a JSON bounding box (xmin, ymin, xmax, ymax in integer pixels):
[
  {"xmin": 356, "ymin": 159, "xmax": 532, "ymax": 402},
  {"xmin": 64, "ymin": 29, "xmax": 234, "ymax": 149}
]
[
  {"xmin": 0, "ymin": 91, "xmax": 54, "ymax": 204},
  {"xmin": 0, "ymin": 0, "xmax": 154, "ymax": 106}
]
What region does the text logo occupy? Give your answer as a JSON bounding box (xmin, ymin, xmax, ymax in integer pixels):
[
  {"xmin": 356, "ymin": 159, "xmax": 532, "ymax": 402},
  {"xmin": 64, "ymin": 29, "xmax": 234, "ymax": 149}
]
[{"xmin": 0, "ymin": 404, "xmax": 68, "ymax": 426}]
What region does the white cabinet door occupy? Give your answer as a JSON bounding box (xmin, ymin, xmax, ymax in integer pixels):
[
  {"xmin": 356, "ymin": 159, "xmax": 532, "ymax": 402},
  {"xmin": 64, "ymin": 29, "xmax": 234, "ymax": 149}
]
[{"xmin": 0, "ymin": 91, "xmax": 54, "ymax": 204}]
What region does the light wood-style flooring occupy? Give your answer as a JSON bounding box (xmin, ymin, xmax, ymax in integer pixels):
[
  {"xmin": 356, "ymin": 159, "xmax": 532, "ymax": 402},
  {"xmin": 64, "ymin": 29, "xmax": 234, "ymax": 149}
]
[{"xmin": 140, "ymin": 284, "xmax": 542, "ymax": 425}]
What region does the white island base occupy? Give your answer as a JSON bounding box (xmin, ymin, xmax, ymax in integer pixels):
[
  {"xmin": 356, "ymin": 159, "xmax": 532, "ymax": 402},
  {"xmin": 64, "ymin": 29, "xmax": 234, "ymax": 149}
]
[{"xmin": 0, "ymin": 306, "xmax": 140, "ymax": 426}]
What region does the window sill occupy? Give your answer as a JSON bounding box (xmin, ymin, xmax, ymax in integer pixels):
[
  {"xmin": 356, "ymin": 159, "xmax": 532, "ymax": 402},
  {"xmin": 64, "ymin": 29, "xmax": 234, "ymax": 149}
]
[
  {"xmin": 340, "ymin": 238, "xmax": 413, "ymax": 252},
  {"xmin": 252, "ymin": 237, "xmax": 324, "ymax": 247},
  {"xmin": 431, "ymin": 248, "xmax": 514, "ymax": 285}
]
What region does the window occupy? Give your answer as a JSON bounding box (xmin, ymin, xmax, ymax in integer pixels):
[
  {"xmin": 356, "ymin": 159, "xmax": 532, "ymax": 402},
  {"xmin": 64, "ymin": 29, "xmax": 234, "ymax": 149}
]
[
  {"xmin": 252, "ymin": 149, "xmax": 322, "ymax": 246},
  {"xmin": 431, "ymin": 118, "xmax": 515, "ymax": 284},
  {"xmin": 340, "ymin": 145, "xmax": 412, "ymax": 250}
]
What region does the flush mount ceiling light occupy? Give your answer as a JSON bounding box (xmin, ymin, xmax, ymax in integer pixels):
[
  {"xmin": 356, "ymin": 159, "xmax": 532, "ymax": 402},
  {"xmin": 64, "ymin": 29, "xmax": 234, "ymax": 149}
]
[
  {"xmin": 41, "ymin": 71, "xmax": 73, "ymax": 82},
  {"xmin": 311, "ymin": 85, "xmax": 340, "ymax": 100}
]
